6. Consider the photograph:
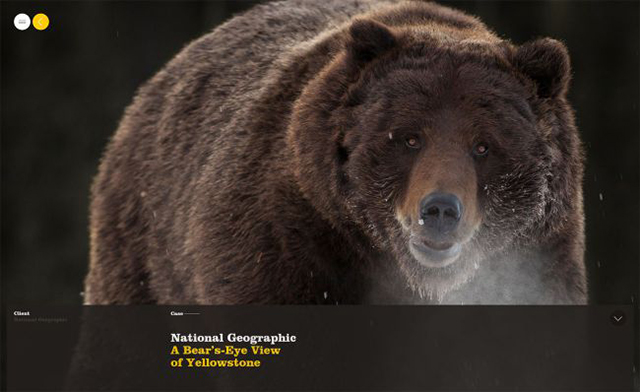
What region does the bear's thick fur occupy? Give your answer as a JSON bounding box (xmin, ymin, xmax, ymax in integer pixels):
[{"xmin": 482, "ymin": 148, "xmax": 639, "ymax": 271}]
[{"xmin": 85, "ymin": 0, "xmax": 586, "ymax": 304}]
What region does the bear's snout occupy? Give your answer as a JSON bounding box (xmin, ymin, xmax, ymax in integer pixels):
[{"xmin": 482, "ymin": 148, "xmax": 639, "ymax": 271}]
[
  {"xmin": 405, "ymin": 192, "xmax": 465, "ymax": 267},
  {"xmin": 419, "ymin": 192, "xmax": 462, "ymax": 235}
]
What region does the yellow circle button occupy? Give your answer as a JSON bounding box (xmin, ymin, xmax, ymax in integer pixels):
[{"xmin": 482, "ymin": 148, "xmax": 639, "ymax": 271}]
[{"xmin": 32, "ymin": 13, "xmax": 49, "ymax": 31}]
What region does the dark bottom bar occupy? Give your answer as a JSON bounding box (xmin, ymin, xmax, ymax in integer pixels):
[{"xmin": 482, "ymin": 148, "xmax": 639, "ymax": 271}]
[{"xmin": 6, "ymin": 305, "xmax": 636, "ymax": 391}]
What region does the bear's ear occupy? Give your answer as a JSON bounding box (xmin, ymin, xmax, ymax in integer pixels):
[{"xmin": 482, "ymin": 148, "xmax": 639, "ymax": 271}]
[
  {"xmin": 347, "ymin": 19, "xmax": 397, "ymax": 64},
  {"xmin": 513, "ymin": 38, "xmax": 571, "ymax": 99}
]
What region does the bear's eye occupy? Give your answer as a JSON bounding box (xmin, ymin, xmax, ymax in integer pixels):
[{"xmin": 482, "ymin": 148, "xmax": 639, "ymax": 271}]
[
  {"xmin": 404, "ymin": 136, "xmax": 421, "ymax": 149},
  {"xmin": 473, "ymin": 142, "xmax": 489, "ymax": 157}
]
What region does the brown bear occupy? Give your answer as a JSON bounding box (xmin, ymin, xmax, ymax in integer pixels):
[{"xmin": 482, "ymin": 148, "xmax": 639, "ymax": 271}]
[{"xmin": 84, "ymin": 0, "xmax": 587, "ymax": 305}]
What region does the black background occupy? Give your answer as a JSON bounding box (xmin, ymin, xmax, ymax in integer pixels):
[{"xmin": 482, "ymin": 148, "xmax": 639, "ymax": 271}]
[
  {"xmin": 1, "ymin": 1, "xmax": 638, "ymax": 304},
  {"xmin": 6, "ymin": 306, "xmax": 636, "ymax": 390}
]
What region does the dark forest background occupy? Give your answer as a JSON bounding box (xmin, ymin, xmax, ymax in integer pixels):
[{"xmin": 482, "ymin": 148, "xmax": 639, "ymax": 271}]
[{"xmin": 1, "ymin": 1, "xmax": 638, "ymax": 305}]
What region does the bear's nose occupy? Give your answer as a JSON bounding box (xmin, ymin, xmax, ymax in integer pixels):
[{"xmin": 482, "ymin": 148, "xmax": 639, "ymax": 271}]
[{"xmin": 419, "ymin": 192, "xmax": 462, "ymax": 234}]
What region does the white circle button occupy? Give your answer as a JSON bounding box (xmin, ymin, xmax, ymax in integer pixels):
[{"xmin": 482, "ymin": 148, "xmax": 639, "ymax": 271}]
[{"xmin": 14, "ymin": 13, "xmax": 31, "ymax": 30}]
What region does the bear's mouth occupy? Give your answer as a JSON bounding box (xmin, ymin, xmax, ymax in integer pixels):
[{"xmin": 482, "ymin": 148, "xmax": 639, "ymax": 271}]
[{"xmin": 409, "ymin": 237, "xmax": 462, "ymax": 268}]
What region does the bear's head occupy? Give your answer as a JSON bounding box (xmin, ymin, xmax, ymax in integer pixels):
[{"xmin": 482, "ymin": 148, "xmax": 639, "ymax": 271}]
[{"xmin": 288, "ymin": 18, "xmax": 577, "ymax": 299}]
